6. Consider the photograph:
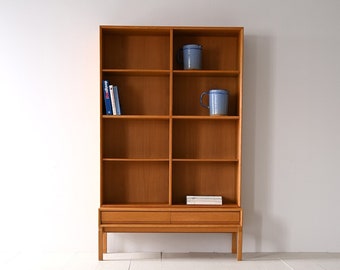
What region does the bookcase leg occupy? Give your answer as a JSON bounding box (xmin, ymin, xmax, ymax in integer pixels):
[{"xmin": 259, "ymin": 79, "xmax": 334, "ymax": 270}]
[
  {"xmin": 98, "ymin": 228, "xmax": 103, "ymax": 260},
  {"xmin": 103, "ymin": 232, "xmax": 107, "ymax": 253},
  {"xmin": 237, "ymin": 229, "xmax": 243, "ymax": 261},
  {"xmin": 231, "ymin": 232, "xmax": 237, "ymax": 254}
]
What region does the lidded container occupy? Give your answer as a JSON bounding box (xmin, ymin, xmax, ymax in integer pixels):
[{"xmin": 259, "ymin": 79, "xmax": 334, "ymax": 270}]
[{"xmin": 183, "ymin": 44, "xmax": 202, "ymax": 70}]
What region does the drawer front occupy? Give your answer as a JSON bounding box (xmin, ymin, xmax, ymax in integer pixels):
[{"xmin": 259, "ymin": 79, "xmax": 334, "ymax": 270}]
[
  {"xmin": 101, "ymin": 211, "xmax": 170, "ymax": 224},
  {"xmin": 171, "ymin": 211, "xmax": 240, "ymax": 224}
]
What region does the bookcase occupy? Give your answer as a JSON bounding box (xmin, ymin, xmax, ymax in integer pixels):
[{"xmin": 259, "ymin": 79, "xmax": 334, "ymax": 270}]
[{"xmin": 99, "ymin": 26, "xmax": 244, "ymax": 260}]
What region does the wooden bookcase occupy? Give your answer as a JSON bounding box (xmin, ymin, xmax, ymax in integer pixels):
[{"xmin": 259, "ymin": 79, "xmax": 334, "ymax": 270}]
[{"xmin": 99, "ymin": 26, "xmax": 244, "ymax": 260}]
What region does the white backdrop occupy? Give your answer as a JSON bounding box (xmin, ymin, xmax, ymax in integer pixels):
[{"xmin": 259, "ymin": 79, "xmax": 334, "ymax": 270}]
[{"xmin": 0, "ymin": 0, "xmax": 339, "ymax": 253}]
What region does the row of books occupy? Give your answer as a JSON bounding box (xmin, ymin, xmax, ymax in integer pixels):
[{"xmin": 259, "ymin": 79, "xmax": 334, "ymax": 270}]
[
  {"xmin": 186, "ymin": 195, "xmax": 222, "ymax": 205},
  {"xmin": 102, "ymin": 80, "xmax": 121, "ymax": 115}
]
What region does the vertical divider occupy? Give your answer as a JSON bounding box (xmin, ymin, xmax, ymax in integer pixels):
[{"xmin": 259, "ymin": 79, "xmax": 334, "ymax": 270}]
[
  {"xmin": 236, "ymin": 29, "xmax": 244, "ymax": 207},
  {"xmin": 169, "ymin": 29, "xmax": 174, "ymax": 206},
  {"xmin": 99, "ymin": 26, "xmax": 104, "ymax": 207}
]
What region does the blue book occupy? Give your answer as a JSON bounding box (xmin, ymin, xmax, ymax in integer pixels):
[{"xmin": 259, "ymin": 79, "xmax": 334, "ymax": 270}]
[
  {"xmin": 102, "ymin": 80, "xmax": 113, "ymax": 115},
  {"xmin": 113, "ymin": 85, "xmax": 121, "ymax": 115}
]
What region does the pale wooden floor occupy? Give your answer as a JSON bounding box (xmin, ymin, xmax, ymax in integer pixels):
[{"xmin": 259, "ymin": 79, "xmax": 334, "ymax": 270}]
[{"xmin": 1, "ymin": 252, "xmax": 340, "ymax": 270}]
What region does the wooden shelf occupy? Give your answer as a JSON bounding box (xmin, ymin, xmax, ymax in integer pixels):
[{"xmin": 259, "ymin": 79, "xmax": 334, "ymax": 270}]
[
  {"xmin": 172, "ymin": 159, "xmax": 239, "ymax": 162},
  {"xmin": 102, "ymin": 115, "xmax": 170, "ymax": 119},
  {"xmin": 100, "ymin": 204, "xmax": 241, "ymax": 209},
  {"xmin": 103, "ymin": 158, "xmax": 170, "ymax": 162},
  {"xmin": 173, "ymin": 70, "xmax": 240, "ymax": 76},
  {"xmin": 103, "ymin": 69, "xmax": 171, "ymax": 75},
  {"xmin": 172, "ymin": 115, "xmax": 240, "ymax": 119}
]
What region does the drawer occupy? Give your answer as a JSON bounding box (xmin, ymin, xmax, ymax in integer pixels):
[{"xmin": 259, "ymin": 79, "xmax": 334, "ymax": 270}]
[
  {"xmin": 101, "ymin": 211, "xmax": 171, "ymax": 224},
  {"xmin": 171, "ymin": 211, "xmax": 240, "ymax": 224}
]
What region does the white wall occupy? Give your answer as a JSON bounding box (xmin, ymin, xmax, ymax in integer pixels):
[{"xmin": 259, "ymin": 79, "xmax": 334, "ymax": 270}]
[{"xmin": 0, "ymin": 0, "xmax": 339, "ymax": 254}]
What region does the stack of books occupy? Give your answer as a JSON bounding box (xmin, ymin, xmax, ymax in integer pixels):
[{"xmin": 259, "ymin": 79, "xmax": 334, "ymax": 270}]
[
  {"xmin": 186, "ymin": 195, "xmax": 223, "ymax": 205},
  {"xmin": 102, "ymin": 80, "xmax": 121, "ymax": 115}
]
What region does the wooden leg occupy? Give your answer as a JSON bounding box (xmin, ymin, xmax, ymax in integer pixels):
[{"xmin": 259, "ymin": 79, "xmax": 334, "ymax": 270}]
[
  {"xmin": 103, "ymin": 232, "xmax": 107, "ymax": 253},
  {"xmin": 98, "ymin": 228, "xmax": 103, "ymax": 260},
  {"xmin": 237, "ymin": 229, "xmax": 243, "ymax": 261},
  {"xmin": 231, "ymin": 232, "xmax": 237, "ymax": 254}
]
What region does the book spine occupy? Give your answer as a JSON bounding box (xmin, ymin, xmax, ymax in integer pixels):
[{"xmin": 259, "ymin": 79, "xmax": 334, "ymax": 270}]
[
  {"xmin": 186, "ymin": 201, "xmax": 222, "ymax": 205},
  {"xmin": 102, "ymin": 80, "xmax": 113, "ymax": 115},
  {"xmin": 113, "ymin": 85, "xmax": 121, "ymax": 115},
  {"xmin": 186, "ymin": 195, "xmax": 222, "ymax": 205},
  {"xmin": 109, "ymin": 84, "xmax": 117, "ymax": 115}
]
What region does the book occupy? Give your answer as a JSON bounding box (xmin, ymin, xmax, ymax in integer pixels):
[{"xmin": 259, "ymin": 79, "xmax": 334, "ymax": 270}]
[
  {"xmin": 109, "ymin": 84, "xmax": 117, "ymax": 115},
  {"xmin": 113, "ymin": 85, "xmax": 121, "ymax": 115},
  {"xmin": 186, "ymin": 195, "xmax": 223, "ymax": 205},
  {"xmin": 102, "ymin": 80, "xmax": 113, "ymax": 115}
]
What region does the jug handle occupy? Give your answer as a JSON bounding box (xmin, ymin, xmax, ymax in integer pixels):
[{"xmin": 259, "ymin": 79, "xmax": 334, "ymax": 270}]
[
  {"xmin": 200, "ymin": 91, "xmax": 209, "ymax": 109},
  {"xmin": 176, "ymin": 47, "xmax": 183, "ymax": 65}
]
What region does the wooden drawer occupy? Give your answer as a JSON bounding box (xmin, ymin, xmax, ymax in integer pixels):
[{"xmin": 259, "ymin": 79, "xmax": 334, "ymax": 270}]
[
  {"xmin": 101, "ymin": 211, "xmax": 171, "ymax": 224},
  {"xmin": 171, "ymin": 211, "xmax": 240, "ymax": 224}
]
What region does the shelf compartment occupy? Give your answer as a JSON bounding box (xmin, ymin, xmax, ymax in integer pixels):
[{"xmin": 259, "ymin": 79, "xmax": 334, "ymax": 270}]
[
  {"xmin": 102, "ymin": 73, "xmax": 169, "ymax": 115},
  {"xmin": 101, "ymin": 27, "xmax": 170, "ymax": 70},
  {"xmin": 173, "ymin": 28, "xmax": 242, "ymax": 71},
  {"xmin": 173, "ymin": 75, "xmax": 240, "ymax": 116},
  {"xmin": 102, "ymin": 118, "xmax": 169, "ymax": 159},
  {"xmin": 172, "ymin": 119, "xmax": 239, "ymax": 159},
  {"xmin": 102, "ymin": 161, "xmax": 169, "ymax": 204},
  {"xmin": 172, "ymin": 161, "xmax": 238, "ymax": 205}
]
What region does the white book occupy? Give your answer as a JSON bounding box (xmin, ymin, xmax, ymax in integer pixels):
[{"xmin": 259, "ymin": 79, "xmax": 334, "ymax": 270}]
[
  {"xmin": 113, "ymin": 85, "xmax": 121, "ymax": 115},
  {"xmin": 187, "ymin": 201, "xmax": 222, "ymax": 205},
  {"xmin": 109, "ymin": 85, "xmax": 117, "ymax": 115},
  {"xmin": 186, "ymin": 196, "xmax": 222, "ymax": 201},
  {"xmin": 186, "ymin": 195, "xmax": 222, "ymax": 205},
  {"xmin": 187, "ymin": 196, "xmax": 222, "ymax": 200}
]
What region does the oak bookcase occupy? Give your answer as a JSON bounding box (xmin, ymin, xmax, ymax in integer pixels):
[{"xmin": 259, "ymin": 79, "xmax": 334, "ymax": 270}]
[{"xmin": 99, "ymin": 26, "xmax": 244, "ymax": 260}]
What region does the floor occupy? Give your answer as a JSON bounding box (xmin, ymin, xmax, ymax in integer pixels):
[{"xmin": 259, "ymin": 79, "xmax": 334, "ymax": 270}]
[{"xmin": 1, "ymin": 252, "xmax": 339, "ymax": 270}]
